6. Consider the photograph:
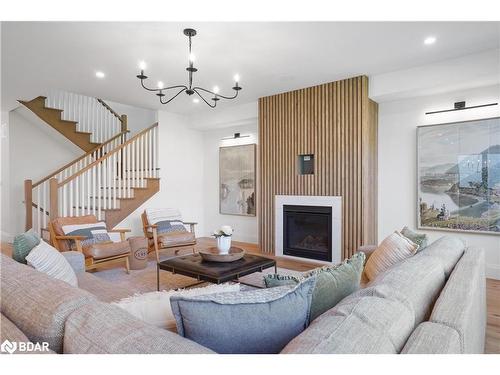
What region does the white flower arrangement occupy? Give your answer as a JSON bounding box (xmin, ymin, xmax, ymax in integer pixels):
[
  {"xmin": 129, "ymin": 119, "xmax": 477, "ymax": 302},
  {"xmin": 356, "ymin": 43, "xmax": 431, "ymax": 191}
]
[{"xmin": 212, "ymin": 225, "xmax": 234, "ymax": 238}]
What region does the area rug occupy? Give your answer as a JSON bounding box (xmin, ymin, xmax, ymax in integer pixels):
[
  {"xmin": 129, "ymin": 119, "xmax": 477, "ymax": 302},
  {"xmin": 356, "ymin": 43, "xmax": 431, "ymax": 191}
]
[{"xmin": 92, "ymin": 255, "xmax": 303, "ymax": 295}]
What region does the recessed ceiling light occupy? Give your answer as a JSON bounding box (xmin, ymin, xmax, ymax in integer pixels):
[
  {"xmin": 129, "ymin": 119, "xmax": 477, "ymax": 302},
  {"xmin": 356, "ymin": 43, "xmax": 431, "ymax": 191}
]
[
  {"xmin": 424, "ymin": 36, "xmax": 436, "ymax": 45},
  {"xmin": 193, "ymin": 98, "xmax": 200, "ymax": 104},
  {"xmin": 95, "ymin": 71, "xmax": 105, "ymax": 78}
]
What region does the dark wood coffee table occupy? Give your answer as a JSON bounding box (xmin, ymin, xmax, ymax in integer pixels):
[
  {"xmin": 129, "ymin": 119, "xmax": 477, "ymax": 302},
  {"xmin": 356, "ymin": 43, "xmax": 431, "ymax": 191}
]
[{"xmin": 156, "ymin": 253, "xmax": 277, "ymax": 290}]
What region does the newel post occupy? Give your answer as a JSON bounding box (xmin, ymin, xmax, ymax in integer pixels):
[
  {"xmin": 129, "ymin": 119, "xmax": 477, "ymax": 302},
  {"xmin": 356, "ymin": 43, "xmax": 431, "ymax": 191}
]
[
  {"xmin": 24, "ymin": 179, "xmax": 33, "ymax": 231},
  {"xmin": 49, "ymin": 178, "xmax": 59, "ymax": 220},
  {"xmin": 121, "ymin": 114, "xmax": 128, "ymax": 133}
]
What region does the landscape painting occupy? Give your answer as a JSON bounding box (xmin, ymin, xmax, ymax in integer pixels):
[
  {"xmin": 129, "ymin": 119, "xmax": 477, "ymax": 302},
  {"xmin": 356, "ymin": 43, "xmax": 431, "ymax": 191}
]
[
  {"xmin": 417, "ymin": 117, "xmax": 500, "ymax": 234},
  {"xmin": 219, "ymin": 144, "xmax": 256, "ymax": 216}
]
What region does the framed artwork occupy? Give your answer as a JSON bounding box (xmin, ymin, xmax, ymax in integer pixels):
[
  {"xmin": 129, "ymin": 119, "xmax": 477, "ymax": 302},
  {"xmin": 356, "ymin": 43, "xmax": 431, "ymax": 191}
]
[
  {"xmin": 417, "ymin": 117, "xmax": 500, "ymax": 235},
  {"xmin": 219, "ymin": 144, "xmax": 256, "ymax": 216}
]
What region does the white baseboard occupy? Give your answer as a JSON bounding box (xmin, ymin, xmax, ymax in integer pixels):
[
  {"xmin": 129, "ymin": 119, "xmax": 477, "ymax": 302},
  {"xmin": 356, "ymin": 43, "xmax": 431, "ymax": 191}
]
[{"xmin": 486, "ymin": 264, "xmax": 500, "ymax": 280}]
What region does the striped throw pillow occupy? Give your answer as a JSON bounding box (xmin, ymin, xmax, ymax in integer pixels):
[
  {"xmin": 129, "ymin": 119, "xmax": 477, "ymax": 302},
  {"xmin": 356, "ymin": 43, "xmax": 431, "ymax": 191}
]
[{"xmin": 26, "ymin": 241, "xmax": 78, "ymax": 287}]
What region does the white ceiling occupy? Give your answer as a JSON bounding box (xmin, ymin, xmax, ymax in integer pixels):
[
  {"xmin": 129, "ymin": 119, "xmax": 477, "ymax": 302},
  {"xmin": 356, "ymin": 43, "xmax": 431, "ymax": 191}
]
[{"xmin": 2, "ymin": 22, "xmax": 499, "ymax": 113}]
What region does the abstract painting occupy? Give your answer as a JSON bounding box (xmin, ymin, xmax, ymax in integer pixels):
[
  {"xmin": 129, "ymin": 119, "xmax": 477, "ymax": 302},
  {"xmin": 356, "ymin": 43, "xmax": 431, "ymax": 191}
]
[
  {"xmin": 219, "ymin": 144, "xmax": 256, "ymax": 216},
  {"xmin": 417, "ymin": 117, "xmax": 500, "ymax": 234}
]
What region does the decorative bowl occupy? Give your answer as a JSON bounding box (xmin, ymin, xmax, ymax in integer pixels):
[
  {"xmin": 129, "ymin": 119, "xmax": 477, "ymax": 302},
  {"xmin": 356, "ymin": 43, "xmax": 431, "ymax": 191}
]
[{"xmin": 199, "ymin": 247, "xmax": 245, "ymax": 262}]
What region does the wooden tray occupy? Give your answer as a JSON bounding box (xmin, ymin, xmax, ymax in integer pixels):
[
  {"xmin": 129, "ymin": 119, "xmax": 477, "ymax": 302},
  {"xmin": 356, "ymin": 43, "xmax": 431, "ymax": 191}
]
[{"xmin": 199, "ymin": 247, "xmax": 245, "ymax": 262}]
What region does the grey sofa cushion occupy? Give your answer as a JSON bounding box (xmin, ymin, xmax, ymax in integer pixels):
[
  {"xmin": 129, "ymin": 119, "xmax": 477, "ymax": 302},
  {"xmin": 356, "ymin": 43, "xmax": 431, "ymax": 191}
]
[
  {"xmin": 401, "ymin": 322, "xmax": 461, "ymax": 354},
  {"xmin": 171, "ymin": 277, "xmax": 316, "ymax": 354},
  {"xmin": 0, "ymin": 254, "xmax": 96, "ymax": 353},
  {"xmin": 64, "ymin": 302, "xmax": 214, "ymax": 354},
  {"xmin": 429, "ymin": 248, "xmax": 486, "ymax": 354},
  {"xmin": 0, "ymin": 314, "xmax": 55, "ymax": 354},
  {"xmin": 420, "ymin": 236, "xmax": 465, "ymax": 278},
  {"xmin": 281, "ymin": 295, "xmax": 414, "ymax": 354},
  {"xmin": 354, "ymin": 252, "xmax": 446, "ymax": 324}
]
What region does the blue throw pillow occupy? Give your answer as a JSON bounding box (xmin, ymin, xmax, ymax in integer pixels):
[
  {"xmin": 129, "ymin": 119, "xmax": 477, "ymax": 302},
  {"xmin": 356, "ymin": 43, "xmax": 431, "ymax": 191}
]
[
  {"xmin": 156, "ymin": 220, "xmax": 187, "ymax": 234},
  {"xmin": 170, "ymin": 276, "xmax": 317, "ymax": 354},
  {"xmin": 13, "ymin": 229, "xmax": 40, "ymax": 264}
]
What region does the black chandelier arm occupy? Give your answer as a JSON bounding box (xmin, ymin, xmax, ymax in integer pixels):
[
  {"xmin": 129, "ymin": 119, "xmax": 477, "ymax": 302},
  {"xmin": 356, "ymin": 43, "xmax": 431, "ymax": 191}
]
[
  {"xmin": 140, "ymin": 78, "xmax": 188, "ymax": 93},
  {"xmin": 192, "ymin": 86, "xmax": 239, "ymax": 100},
  {"xmin": 159, "ymin": 87, "xmax": 188, "ymax": 105},
  {"xmin": 193, "ymin": 88, "xmax": 217, "ymax": 108}
]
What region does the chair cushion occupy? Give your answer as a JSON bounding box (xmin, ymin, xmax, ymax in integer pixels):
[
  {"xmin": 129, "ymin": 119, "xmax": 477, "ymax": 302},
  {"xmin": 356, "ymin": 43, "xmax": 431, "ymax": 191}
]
[
  {"xmin": 84, "ymin": 241, "xmax": 131, "ymax": 260},
  {"xmin": 0, "ymin": 254, "xmax": 96, "ymax": 353},
  {"xmin": 64, "ymin": 302, "xmax": 214, "ymax": 354},
  {"xmin": 12, "ymin": 228, "xmax": 41, "ymax": 264},
  {"xmin": 25, "ymin": 240, "xmax": 78, "ymax": 287},
  {"xmin": 170, "ymin": 277, "xmax": 316, "ymax": 354},
  {"xmin": 158, "ymin": 231, "xmax": 196, "ymax": 248}
]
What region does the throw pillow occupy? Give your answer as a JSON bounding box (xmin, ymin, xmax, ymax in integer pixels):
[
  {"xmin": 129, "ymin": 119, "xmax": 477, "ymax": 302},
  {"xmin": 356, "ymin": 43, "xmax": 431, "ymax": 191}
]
[
  {"xmin": 25, "ymin": 240, "xmax": 78, "ymax": 287},
  {"xmin": 12, "ymin": 228, "xmax": 40, "ymax": 264},
  {"xmin": 112, "ymin": 283, "xmax": 241, "ymax": 331},
  {"xmin": 62, "ymin": 222, "xmax": 110, "ymax": 249},
  {"xmin": 155, "ymin": 220, "xmax": 187, "ymax": 234},
  {"xmin": 364, "ymin": 231, "xmax": 419, "ymax": 281},
  {"xmin": 263, "ymin": 252, "xmax": 366, "ymax": 322},
  {"xmin": 170, "ymin": 277, "xmax": 317, "ymax": 354},
  {"xmin": 401, "ymin": 226, "xmax": 428, "ymax": 251}
]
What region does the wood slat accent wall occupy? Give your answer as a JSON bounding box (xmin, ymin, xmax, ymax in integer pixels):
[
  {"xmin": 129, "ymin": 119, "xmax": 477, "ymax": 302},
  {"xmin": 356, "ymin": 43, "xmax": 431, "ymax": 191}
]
[{"xmin": 258, "ymin": 75, "xmax": 378, "ymax": 258}]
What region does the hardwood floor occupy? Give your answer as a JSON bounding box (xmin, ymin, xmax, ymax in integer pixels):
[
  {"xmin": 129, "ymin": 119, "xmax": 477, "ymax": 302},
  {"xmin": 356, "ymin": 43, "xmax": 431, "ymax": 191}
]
[{"xmin": 2, "ymin": 238, "xmax": 499, "ymax": 353}]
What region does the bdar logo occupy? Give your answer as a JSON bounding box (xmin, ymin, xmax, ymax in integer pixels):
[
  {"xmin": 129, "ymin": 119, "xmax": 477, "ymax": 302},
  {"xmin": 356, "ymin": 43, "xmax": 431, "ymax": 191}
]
[{"xmin": 1, "ymin": 339, "xmax": 17, "ymax": 354}]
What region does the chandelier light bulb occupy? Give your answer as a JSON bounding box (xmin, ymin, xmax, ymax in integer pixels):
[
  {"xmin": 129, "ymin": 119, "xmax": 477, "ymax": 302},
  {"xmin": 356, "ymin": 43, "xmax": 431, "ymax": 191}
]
[
  {"xmin": 139, "ymin": 61, "xmax": 147, "ymax": 70},
  {"xmin": 193, "ymin": 98, "xmax": 200, "ymax": 103},
  {"xmin": 157, "ymin": 81, "xmax": 164, "ymax": 89},
  {"xmin": 189, "ymin": 53, "xmax": 196, "ymax": 63},
  {"xmin": 234, "ymin": 74, "xmax": 240, "ymax": 83},
  {"xmin": 213, "ymin": 86, "xmax": 220, "ymax": 94}
]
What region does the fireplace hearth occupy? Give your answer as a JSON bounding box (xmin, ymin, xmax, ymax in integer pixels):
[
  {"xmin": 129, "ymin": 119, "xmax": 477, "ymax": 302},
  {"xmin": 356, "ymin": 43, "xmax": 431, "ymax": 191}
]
[{"xmin": 283, "ymin": 205, "xmax": 332, "ymax": 262}]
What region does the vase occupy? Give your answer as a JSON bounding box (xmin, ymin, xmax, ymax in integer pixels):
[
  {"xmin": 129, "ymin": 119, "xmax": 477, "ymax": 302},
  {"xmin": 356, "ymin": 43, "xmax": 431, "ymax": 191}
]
[{"xmin": 216, "ymin": 236, "xmax": 232, "ymax": 254}]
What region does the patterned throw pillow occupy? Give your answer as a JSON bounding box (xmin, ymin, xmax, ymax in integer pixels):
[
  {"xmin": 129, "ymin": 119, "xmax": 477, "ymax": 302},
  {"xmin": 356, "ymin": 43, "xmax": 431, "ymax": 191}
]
[
  {"xmin": 401, "ymin": 226, "xmax": 428, "ymax": 252},
  {"xmin": 62, "ymin": 222, "xmax": 110, "ymax": 249},
  {"xmin": 155, "ymin": 220, "xmax": 187, "ymax": 234},
  {"xmin": 264, "ymin": 252, "xmax": 366, "ymax": 322},
  {"xmin": 13, "ymin": 229, "xmax": 41, "ymax": 264}
]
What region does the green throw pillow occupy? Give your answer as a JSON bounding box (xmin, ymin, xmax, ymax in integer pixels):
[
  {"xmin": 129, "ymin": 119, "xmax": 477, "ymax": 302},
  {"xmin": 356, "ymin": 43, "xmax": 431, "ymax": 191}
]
[
  {"xmin": 263, "ymin": 252, "xmax": 366, "ymax": 322},
  {"xmin": 401, "ymin": 226, "xmax": 428, "ymax": 252},
  {"xmin": 13, "ymin": 229, "xmax": 41, "ymax": 264}
]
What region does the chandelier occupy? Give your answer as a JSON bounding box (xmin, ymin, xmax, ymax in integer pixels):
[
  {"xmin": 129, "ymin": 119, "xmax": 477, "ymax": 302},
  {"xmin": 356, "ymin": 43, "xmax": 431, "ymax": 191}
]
[{"xmin": 136, "ymin": 28, "xmax": 242, "ymax": 108}]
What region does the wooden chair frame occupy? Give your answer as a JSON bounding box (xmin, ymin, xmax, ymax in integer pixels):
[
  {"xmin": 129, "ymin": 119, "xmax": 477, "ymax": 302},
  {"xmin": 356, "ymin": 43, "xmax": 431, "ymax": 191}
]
[
  {"xmin": 48, "ymin": 220, "xmax": 131, "ymax": 273},
  {"xmin": 141, "ymin": 212, "xmax": 197, "ymax": 263}
]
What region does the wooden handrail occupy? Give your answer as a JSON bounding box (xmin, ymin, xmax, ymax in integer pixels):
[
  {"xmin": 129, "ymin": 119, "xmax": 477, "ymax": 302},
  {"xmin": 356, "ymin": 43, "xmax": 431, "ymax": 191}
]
[
  {"xmin": 97, "ymin": 98, "xmax": 123, "ymax": 121},
  {"xmin": 32, "ymin": 130, "xmax": 129, "ymax": 188},
  {"xmin": 58, "ymin": 123, "xmax": 158, "ymax": 187}
]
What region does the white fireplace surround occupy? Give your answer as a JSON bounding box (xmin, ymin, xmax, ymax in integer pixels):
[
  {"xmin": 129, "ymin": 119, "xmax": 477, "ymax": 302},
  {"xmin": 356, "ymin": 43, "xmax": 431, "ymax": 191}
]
[{"xmin": 275, "ymin": 195, "xmax": 342, "ymax": 265}]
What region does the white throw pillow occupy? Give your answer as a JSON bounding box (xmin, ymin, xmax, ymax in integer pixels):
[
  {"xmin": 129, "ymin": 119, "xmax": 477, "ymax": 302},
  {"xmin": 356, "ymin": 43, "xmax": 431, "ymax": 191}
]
[
  {"xmin": 113, "ymin": 283, "xmax": 240, "ymax": 331},
  {"xmin": 26, "ymin": 240, "xmax": 78, "ymax": 287},
  {"xmin": 364, "ymin": 231, "xmax": 419, "ymax": 281}
]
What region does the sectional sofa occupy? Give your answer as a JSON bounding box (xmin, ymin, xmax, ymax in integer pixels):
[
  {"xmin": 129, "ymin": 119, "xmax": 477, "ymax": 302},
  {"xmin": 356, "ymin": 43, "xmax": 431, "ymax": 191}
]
[{"xmin": 0, "ymin": 236, "xmax": 486, "ymax": 354}]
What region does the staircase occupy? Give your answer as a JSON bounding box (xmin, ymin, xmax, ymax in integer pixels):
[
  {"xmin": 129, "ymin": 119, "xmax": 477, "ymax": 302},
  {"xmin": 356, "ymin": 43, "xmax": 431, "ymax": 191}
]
[{"xmin": 22, "ymin": 91, "xmax": 160, "ymax": 236}]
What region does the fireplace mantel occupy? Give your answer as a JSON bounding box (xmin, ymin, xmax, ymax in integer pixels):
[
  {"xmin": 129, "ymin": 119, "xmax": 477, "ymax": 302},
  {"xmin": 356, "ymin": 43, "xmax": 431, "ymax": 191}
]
[{"xmin": 275, "ymin": 195, "xmax": 342, "ymax": 265}]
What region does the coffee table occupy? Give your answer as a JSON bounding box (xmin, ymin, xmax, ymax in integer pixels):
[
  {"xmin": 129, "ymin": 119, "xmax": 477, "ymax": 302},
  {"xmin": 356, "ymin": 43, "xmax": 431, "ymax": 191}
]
[{"xmin": 156, "ymin": 253, "xmax": 277, "ymax": 290}]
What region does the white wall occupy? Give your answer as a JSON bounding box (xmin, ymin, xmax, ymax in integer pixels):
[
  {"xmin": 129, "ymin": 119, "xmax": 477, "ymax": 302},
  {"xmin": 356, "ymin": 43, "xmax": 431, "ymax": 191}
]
[
  {"xmin": 117, "ymin": 111, "xmax": 205, "ymax": 237},
  {"xmin": 1, "ymin": 110, "xmax": 10, "ymax": 241},
  {"xmin": 202, "ymin": 123, "xmax": 259, "ymax": 243},
  {"xmin": 104, "ymin": 100, "xmax": 157, "ymax": 136},
  {"xmin": 8, "ymin": 107, "xmax": 83, "ymax": 237},
  {"xmin": 378, "ymin": 84, "xmax": 500, "ymax": 279}
]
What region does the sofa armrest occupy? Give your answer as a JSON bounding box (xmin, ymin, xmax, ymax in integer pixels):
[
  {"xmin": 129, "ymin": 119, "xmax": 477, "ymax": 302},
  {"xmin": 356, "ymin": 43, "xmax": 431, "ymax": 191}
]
[
  {"xmin": 61, "ymin": 251, "xmax": 85, "ymax": 274},
  {"xmin": 356, "ymin": 245, "xmax": 377, "ymax": 261}
]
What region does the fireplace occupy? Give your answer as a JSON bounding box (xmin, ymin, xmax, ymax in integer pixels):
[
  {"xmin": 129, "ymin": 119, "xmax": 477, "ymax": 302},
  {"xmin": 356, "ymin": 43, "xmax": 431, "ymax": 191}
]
[{"xmin": 283, "ymin": 205, "xmax": 332, "ymax": 262}]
